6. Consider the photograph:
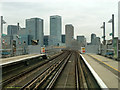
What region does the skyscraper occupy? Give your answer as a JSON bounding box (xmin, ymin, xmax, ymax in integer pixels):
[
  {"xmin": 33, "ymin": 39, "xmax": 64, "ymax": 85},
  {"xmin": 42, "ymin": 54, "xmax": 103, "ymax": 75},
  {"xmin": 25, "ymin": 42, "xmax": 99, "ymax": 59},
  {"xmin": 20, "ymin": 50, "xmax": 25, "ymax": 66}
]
[
  {"xmin": 17, "ymin": 28, "xmax": 28, "ymax": 45},
  {"xmin": 44, "ymin": 35, "xmax": 49, "ymax": 47},
  {"xmin": 77, "ymin": 36, "xmax": 86, "ymax": 46},
  {"xmin": 49, "ymin": 15, "xmax": 62, "ymax": 46},
  {"xmin": 7, "ymin": 25, "xmax": 18, "ymax": 36},
  {"xmin": 91, "ymin": 33, "xmax": 100, "ymax": 45},
  {"xmin": 26, "ymin": 18, "xmax": 44, "ymax": 46},
  {"xmin": 61, "ymin": 34, "xmax": 65, "ymax": 43},
  {"xmin": 91, "ymin": 33, "xmax": 96, "ymax": 45},
  {"xmin": 95, "ymin": 37, "xmax": 101, "ymax": 45},
  {"xmin": 65, "ymin": 24, "xmax": 74, "ymax": 47}
]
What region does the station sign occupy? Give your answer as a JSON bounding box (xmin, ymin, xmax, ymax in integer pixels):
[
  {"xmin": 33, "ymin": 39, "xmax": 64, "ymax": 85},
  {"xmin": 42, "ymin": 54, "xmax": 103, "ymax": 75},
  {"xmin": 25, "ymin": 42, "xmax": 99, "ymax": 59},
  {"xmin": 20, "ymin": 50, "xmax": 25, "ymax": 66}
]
[
  {"xmin": 81, "ymin": 47, "xmax": 85, "ymax": 53},
  {"xmin": 41, "ymin": 47, "xmax": 45, "ymax": 53}
]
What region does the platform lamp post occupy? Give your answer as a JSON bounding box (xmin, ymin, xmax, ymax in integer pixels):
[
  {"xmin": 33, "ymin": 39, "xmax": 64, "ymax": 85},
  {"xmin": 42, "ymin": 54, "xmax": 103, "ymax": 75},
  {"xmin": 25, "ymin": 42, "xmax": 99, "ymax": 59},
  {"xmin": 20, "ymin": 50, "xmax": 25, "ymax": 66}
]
[
  {"xmin": 1, "ymin": 16, "xmax": 6, "ymax": 55},
  {"xmin": 100, "ymin": 22, "xmax": 106, "ymax": 45},
  {"xmin": 1, "ymin": 16, "xmax": 6, "ymax": 35},
  {"xmin": 1, "ymin": 16, "xmax": 6, "ymax": 44},
  {"xmin": 108, "ymin": 14, "xmax": 114, "ymax": 46}
]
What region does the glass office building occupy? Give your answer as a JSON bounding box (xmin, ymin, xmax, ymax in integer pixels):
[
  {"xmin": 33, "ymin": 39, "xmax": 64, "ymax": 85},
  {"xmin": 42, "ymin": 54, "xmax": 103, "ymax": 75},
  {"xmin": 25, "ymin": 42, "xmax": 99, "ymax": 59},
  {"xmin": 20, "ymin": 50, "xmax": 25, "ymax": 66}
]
[
  {"xmin": 26, "ymin": 18, "xmax": 44, "ymax": 46},
  {"xmin": 49, "ymin": 15, "xmax": 62, "ymax": 46}
]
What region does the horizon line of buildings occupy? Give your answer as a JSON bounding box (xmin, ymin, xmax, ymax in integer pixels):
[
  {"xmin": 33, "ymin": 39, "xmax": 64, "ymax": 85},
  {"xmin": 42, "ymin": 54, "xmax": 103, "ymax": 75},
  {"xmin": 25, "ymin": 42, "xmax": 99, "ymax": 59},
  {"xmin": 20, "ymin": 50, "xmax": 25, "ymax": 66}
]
[{"xmin": 2, "ymin": 15, "xmax": 100, "ymax": 49}]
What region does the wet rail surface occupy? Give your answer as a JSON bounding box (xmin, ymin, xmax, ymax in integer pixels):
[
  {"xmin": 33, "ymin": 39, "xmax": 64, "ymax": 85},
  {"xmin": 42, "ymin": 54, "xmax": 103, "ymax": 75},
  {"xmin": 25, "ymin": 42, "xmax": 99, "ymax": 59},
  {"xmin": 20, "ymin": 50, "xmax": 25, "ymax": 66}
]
[{"xmin": 2, "ymin": 50, "xmax": 107, "ymax": 89}]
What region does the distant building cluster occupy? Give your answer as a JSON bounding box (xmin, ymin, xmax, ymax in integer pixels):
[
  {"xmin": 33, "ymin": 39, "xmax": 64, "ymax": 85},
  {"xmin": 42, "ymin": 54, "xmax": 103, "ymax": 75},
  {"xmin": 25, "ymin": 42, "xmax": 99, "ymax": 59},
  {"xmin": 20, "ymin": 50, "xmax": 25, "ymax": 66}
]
[
  {"xmin": 91, "ymin": 33, "xmax": 100, "ymax": 45},
  {"xmin": 86, "ymin": 33, "xmax": 101, "ymax": 54},
  {"xmin": 2, "ymin": 15, "xmax": 65, "ymax": 51},
  {"xmin": 2, "ymin": 15, "xmax": 101, "ymax": 54}
]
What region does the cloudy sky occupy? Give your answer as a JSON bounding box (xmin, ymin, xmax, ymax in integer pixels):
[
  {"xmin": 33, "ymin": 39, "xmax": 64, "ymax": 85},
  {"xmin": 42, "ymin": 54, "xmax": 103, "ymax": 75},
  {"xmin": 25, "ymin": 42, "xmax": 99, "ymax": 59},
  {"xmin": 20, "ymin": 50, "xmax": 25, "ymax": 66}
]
[{"xmin": 0, "ymin": 0, "xmax": 119, "ymax": 42}]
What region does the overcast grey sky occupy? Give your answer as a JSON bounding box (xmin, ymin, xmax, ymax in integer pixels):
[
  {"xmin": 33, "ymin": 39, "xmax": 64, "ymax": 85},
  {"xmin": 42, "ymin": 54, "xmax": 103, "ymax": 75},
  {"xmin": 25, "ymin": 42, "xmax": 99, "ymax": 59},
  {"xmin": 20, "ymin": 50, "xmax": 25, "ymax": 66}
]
[{"xmin": 0, "ymin": 0, "xmax": 119, "ymax": 42}]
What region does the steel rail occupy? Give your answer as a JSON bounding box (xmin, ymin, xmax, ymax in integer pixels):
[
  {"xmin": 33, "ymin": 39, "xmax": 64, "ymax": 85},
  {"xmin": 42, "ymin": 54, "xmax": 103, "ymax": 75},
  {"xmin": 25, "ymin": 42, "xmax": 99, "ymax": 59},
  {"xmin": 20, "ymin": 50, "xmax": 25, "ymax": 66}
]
[
  {"xmin": 2, "ymin": 52, "xmax": 65, "ymax": 89},
  {"xmin": 30, "ymin": 52, "xmax": 71, "ymax": 89},
  {"xmin": 21, "ymin": 51, "xmax": 71, "ymax": 90},
  {"xmin": 26, "ymin": 58, "xmax": 63, "ymax": 89},
  {"xmin": 75, "ymin": 53, "xmax": 79, "ymax": 90},
  {"xmin": 45, "ymin": 52, "xmax": 72, "ymax": 90},
  {"xmin": 77, "ymin": 53, "xmax": 88, "ymax": 89}
]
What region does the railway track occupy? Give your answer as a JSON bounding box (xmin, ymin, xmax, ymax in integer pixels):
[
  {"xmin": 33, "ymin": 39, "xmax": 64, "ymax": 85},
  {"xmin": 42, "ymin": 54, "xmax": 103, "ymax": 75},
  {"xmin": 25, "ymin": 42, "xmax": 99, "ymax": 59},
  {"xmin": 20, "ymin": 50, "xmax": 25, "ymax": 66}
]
[
  {"xmin": 2, "ymin": 50, "xmax": 107, "ymax": 89},
  {"xmin": 52, "ymin": 51, "xmax": 87, "ymax": 89},
  {"xmin": 45, "ymin": 51, "xmax": 107, "ymax": 89},
  {"xmin": 2, "ymin": 51, "xmax": 68, "ymax": 89},
  {"xmin": 76, "ymin": 52, "xmax": 100, "ymax": 89},
  {"xmin": 20, "ymin": 51, "xmax": 72, "ymax": 89}
]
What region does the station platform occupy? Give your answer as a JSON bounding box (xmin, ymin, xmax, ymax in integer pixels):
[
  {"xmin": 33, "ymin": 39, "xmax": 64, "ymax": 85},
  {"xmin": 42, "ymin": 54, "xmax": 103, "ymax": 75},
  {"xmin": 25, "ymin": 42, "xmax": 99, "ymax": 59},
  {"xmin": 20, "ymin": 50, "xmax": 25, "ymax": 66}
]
[
  {"xmin": 81, "ymin": 54, "xmax": 120, "ymax": 88},
  {"xmin": 0, "ymin": 54, "xmax": 45, "ymax": 66}
]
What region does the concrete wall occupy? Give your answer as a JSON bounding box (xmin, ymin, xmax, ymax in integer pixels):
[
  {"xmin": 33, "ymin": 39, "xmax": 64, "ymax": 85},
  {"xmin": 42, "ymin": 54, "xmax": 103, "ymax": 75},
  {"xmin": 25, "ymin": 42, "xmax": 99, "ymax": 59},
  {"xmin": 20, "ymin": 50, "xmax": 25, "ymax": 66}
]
[
  {"xmin": 28, "ymin": 45, "xmax": 41, "ymax": 54},
  {"xmin": 85, "ymin": 45, "xmax": 99, "ymax": 54}
]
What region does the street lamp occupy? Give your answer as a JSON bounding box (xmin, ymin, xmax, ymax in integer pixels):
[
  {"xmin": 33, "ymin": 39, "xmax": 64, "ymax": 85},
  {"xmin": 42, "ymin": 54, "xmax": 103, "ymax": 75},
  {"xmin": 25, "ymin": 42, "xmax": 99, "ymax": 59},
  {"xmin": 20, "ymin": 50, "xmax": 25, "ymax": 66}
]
[
  {"xmin": 100, "ymin": 22, "xmax": 106, "ymax": 45},
  {"xmin": 108, "ymin": 14, "xmax": 114, "ymax": 43}
]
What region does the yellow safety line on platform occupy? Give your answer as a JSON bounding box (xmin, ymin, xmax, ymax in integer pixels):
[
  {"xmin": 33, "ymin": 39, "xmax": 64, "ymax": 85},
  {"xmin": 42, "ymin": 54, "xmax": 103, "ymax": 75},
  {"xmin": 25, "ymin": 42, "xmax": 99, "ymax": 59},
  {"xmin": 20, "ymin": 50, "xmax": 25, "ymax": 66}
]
[{"xmin": 89, "ymin": 55, "xmax": 120, "ymax": 73}]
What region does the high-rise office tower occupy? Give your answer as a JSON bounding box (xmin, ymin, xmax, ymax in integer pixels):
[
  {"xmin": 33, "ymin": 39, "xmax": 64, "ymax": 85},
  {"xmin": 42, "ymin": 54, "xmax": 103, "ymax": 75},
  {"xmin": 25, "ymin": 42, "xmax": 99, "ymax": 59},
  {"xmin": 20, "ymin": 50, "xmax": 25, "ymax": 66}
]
[
  {"xmin": 7, "ymin": 25, "xmax": 18, "ymax": 36},
  {"xmin": 49, "ymin": 15, "xmax": 62, "ymax": 46},
  {"xmin": 26, "ymin": 18, "xmax": 44, "ymax": 46},
  {"xmin": 44, "ymin": 35, "xmax": 49, "ymax": 47},
  {"xmin": 91, "ymin": 33, "xmax": 96, "ymax": 45},
  {"xmin": 77, "ymin": 36, "xmax": 86, "ymax": 46},
  {"xmin": 61, "ymin": 34, "xmax": 65, "ymax": 43},
  {"xmin": 91, "ymin": 33, "xmax": 100, "ymax": 45},
  {"xmin": 65, "ymin": 24, "xmax": 74, "ymax": 47},
  {"xmin": 95, "ymin": 37, "xmax": 101, "ymax": 45}
]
